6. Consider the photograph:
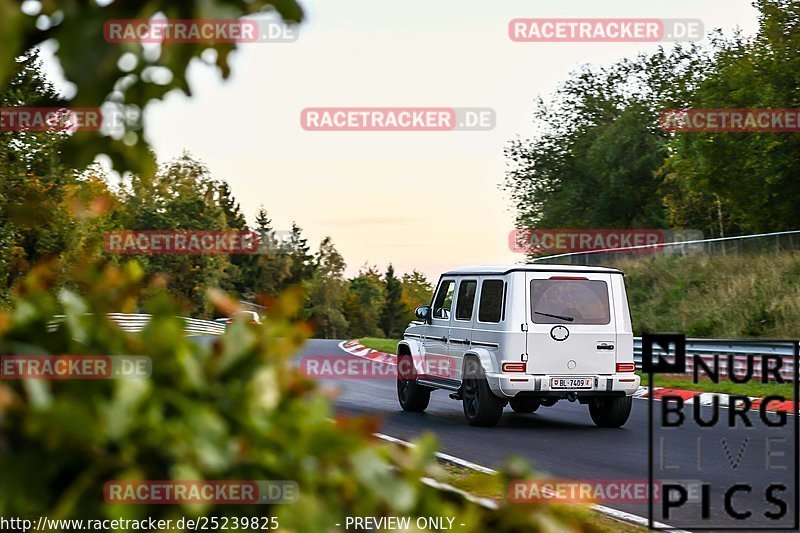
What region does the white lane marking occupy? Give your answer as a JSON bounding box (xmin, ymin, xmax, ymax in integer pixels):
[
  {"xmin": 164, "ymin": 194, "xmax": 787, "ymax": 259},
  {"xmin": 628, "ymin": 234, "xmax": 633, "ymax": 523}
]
[
  {"xmin": 375, "ymin": 432, "xmax": 691, "ymax": 532},
  {"xmin": 420, "ymin": 477, "xmax": 499, "ymax": 510},
  {"xmin": 375, "ymin": 432, "xmax": 496, "ymax": 475}
]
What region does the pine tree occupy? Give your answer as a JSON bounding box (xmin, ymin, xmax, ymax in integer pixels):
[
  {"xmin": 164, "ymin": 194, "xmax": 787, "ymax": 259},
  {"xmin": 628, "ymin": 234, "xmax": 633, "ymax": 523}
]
[
  {"xmin": 237, "ymin": 206, "xmax": 291, "ymax": 299},
  {"xmin": 215, "ymin": 181, "xmax": 247, "ymax": 230},
  {"xmin": 287, "ymin": 222, "xmax": 314, "ymax": 285},
  {"xmin": 380, "ymin": 264, "xmax": 407, "ymax": 338}
]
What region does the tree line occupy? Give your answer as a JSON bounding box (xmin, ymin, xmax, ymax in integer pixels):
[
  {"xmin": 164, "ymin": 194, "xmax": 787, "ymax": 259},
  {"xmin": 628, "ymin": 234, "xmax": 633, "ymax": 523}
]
[
  {"xmin": 0, "ymin": 51, "xmax": 431, "ymax": 338},
  {"xmin": 505, "ymin": 0, "xmax": 800, "ymax": 238}
]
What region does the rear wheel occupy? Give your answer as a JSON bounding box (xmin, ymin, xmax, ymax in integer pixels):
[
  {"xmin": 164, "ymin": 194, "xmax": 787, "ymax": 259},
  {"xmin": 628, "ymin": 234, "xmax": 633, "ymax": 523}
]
[
  {"xmin": 396, "ymin": 355, "xmax": 431, "ymax": 412},
  {"xmin": 509, "ymin": 397, "xmax": 540, "ymax": 414},
  {"xmin": 589, "ymin": 396, "xmax": 632, "ymax": 428},
  {"xmin": 461, "ymin": 359, "xmax": 505, "ymax": 427}
]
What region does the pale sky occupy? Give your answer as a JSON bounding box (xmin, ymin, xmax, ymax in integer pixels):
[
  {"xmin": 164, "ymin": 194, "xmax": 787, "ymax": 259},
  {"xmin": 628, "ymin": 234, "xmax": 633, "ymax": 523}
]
[{"xmin": 49, "ymin": 0, "xmax": 761, "ymax": 280}]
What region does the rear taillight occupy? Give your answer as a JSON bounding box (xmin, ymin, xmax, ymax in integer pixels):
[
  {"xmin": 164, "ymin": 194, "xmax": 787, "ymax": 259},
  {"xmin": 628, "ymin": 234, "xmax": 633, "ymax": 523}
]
[
  {"xmin": 502, "ymin": 362, "xmax": 526, "ymax": 373},
  {"xmin": 616, "ymin": 362, "xmax": 636, "ymax": 373}
]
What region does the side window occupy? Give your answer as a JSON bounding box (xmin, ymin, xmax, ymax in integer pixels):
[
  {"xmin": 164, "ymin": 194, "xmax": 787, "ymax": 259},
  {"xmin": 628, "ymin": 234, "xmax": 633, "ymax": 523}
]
[
  {"xmin": 455, "ymin": 280, "xmax": 477, "ymax": 321},
  {"xmin": 478, "ymin": 279, "xmax": 505, "ymax": 323},
  {"xmin": 432, "ymin": 280, "xmax": 455, "ymax": 319}
]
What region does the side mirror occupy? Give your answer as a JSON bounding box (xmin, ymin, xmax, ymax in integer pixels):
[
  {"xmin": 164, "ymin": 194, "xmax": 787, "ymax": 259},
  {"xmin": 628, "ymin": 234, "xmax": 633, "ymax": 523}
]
[{"xmin": 414, "ymin": 306, "xmax": 431, "ymax": 323}]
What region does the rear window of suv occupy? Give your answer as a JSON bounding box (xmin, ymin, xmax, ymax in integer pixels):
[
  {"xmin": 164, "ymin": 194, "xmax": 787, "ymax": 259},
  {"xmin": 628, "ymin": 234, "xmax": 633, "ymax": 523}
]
[{"xmin": 530, "ymin": 279, "xmax": 610, "ymax": 325}]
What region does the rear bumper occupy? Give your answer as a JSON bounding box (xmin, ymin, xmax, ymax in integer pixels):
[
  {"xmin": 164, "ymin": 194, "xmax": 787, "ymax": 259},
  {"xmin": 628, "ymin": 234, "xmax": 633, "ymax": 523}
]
[{"xmin": 485, "ymin": 372, "xmax": 640, "ymax": 399}]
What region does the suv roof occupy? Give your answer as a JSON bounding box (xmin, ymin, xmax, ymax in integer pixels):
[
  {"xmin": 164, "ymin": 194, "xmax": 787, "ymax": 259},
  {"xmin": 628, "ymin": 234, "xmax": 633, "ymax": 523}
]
[{"xmin": 441, "ymin": 264, "xmax": 623, "ymax": 276}]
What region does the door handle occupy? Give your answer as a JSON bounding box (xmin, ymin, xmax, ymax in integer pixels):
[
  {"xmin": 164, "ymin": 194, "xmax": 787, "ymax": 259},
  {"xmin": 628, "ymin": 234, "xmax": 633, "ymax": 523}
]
[{"xmin": 596, "ymin": 343, "xmax": 615, "ymax": 351}]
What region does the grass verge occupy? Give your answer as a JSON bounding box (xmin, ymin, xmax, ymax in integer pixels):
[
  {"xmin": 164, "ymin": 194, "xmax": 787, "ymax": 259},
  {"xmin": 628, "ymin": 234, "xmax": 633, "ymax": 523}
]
[
  {"xmin": 612, "ymin": 251, "xmax": 800, "ymax": 338},
  {"xmin": 432, "ymin": 462, "xmax": 648, "ymax": 533},
  {"xmin": 358, "ymin": 337, "xmax": 400, "ymax": 354},
  {"xmin": 640, "ymin": 373, "xmax": 794, "ymax": 400}
]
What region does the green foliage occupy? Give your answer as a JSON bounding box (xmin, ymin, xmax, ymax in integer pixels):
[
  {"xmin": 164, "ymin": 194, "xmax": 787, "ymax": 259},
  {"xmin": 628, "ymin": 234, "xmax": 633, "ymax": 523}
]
[
  {"xmin": 237, "ymin": 206, "xmax": 292, "ymax": 300},
  {"xmin": 0, "ymin": 51, "xmax": 119, "ymax": 305},
  {"xmin": 344, "ymin": 266, "xmax": 386, "ymax": 338},
  {"xmin": 307, "ymin": 237, "xmax": 349, "ymax": 338},
  {"xmin": 344, "ymin": 268, "xmax": 433, "ymax": 339},
  {"xmin": 114, "ymin": 153, "xmax": 236, "ymax": 317},
  {"xmin": 507, "ymin": 0, "xmax": 800, "ymax": 239},
  {"xmin": 0, "ymin": 260, "xmax": 603, "ymax": 532},
  {"xmin": 660, "ymin": 0, "xmax": 800, "ymax": 234},
  {"xmin": 401, "ymin": 270, "xmax": 434, "ymax": 320},
  {"xmin": 379, "ymin": 264, "xmax": 408, "ymax": 339},
  {"xmin": 0, "ymin": 0, "xmax": 304, "ymax": 178},
  {"xmin": 286, "ymin": 223, "xmax": 314, "ymax": 287},
  {"xmin": 505, "ymin": 44, "xmax": 709, "ymax": 235}
]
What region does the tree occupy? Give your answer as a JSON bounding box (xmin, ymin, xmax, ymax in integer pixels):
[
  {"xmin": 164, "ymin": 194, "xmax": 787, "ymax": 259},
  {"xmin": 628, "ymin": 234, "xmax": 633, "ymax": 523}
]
[
  {"xmin": 343, "ymin": 265, "xmax": 386, "ymax": 338},
  {"xmin": 0, "ymin": 51, "xmax": 116, "ymax": 305},
  {"xmin": 254, "ymin": 206, "xmax": 274, "ymax": 238},
  {"xmin": 116, "ymin": 153, "xmax": 233, "ymax": 316},
  {"xmin": 660, "ymin": 0, "xmax": 800, "ymax": 234},
  {"xmin": 215, "ymin": 181, "xmax": 247, "ymax": 231},
  {"xmin": 239, "ymin": 206, "xmax": 292, "ymax": 299},
  {"xmin": 504, "ymin": 43, "xmax": 712, "ymax": 245},
  {"xmin": 286, "ymin": 222, "xmax": 314, "ymax": 286},
  {"xmin": 401, "ymin": 270, "xmax": 433, "ymax": 322},
  {"xmin": 307, "ymin": 237, "xmax": 348, "ymax": 338},
  {"xmin": 380, "ymin": 264, "xmax": 407, "ymax": 338}
]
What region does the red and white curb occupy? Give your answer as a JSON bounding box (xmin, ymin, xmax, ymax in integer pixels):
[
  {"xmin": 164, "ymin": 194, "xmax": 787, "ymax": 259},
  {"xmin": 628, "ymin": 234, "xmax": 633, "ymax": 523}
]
[
  {"xmin": 339, "ymin": 339, "xmax": 397, "ymax": 365},
  {"xmin": 634, "ymin": 386, "xmax": 795, "ymax": 414},
  {"xmin": 339, "ymin": 340, "xmax": 796, "ymax": 414}
]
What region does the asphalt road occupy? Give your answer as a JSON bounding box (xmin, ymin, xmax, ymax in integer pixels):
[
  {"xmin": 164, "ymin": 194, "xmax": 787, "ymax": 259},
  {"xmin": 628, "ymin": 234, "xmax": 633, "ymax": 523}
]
[{"xmin": 298, "ymin": 339, "xmax": 798, "ymax": 531}]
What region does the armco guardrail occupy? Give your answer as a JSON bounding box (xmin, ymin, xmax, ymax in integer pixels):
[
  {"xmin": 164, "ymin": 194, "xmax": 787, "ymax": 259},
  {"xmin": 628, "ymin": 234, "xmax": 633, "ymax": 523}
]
[
  {"xmin": 633, "ymin": 337, "xmax": 798, "ymax": 379},
  {"xmin": 48, "ymin": 313, "xmax": 226, "ymax": 336}
]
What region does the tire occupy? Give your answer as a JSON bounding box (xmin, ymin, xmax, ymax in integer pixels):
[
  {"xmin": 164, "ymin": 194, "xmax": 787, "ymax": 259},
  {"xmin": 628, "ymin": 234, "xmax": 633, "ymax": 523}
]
[
  {"xmin": 396, "ymin": 355, "xmax": 431, "ymax": 412},
  {"xmin": 509, "ymin": 397, "xmax": 540, "ymax": 414},
  {"xmin": 461, "ymin": 359, "xmax": 505, "ymax": 427},
  {"xmin": 589, "ymin": 396, "xmax": 632, "ymax": 428}
]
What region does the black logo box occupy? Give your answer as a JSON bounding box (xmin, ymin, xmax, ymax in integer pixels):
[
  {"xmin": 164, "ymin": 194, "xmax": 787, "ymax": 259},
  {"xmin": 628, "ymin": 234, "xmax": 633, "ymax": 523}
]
[{"xmin": 644, "ymin": 333, "xmax": 799, "ymax": 531}]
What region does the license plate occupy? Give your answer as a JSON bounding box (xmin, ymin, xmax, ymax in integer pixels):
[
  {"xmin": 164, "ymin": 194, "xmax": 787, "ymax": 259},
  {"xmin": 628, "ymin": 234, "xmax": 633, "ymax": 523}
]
[{"xmin": 550, "ymin": 377, "xmax": 593, "ymax": 389}]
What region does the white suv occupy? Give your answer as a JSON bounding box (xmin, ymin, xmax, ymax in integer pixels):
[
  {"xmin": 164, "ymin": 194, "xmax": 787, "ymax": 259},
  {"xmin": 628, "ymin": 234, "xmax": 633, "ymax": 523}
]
[{"xmin": 396, "ymin": 264, "xmax": 639, "ymax": 427}]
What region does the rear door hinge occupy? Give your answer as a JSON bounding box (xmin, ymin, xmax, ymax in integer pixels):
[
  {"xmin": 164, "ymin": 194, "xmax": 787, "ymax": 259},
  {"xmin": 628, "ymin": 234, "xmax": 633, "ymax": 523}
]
[{"xmin": 521, "ymin": 323, "xmax": 529, "ymax": 332}]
